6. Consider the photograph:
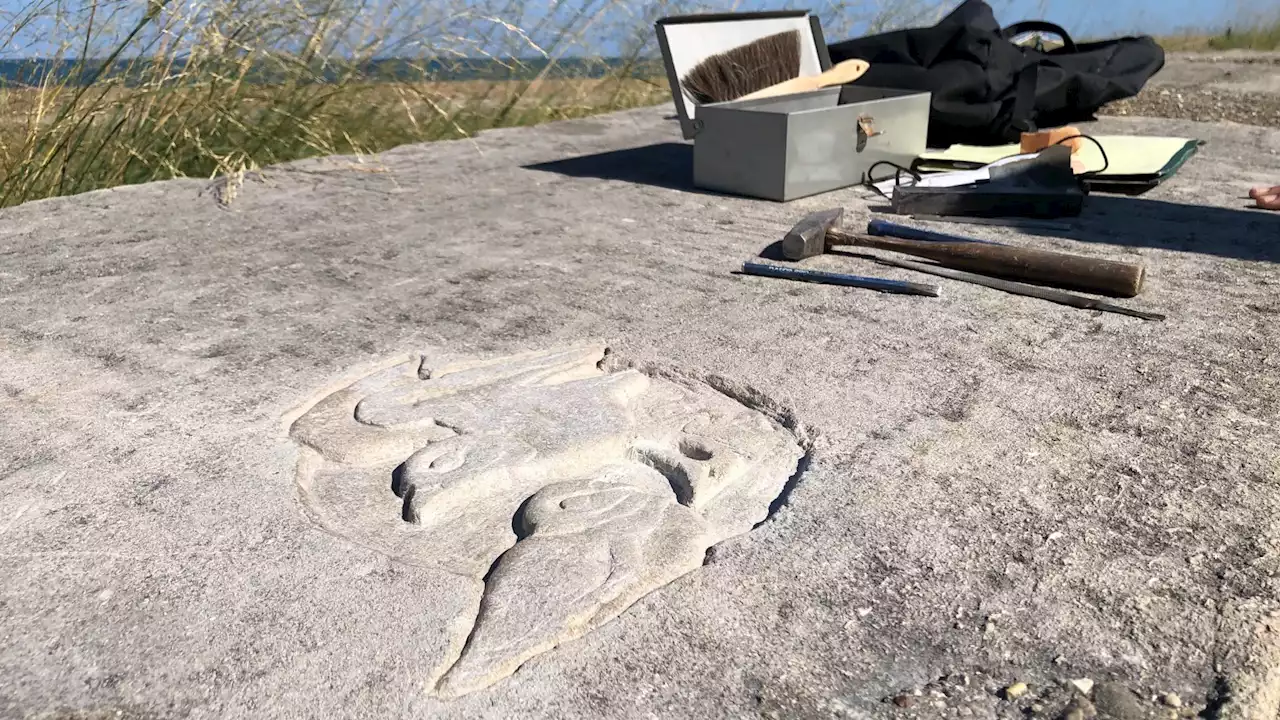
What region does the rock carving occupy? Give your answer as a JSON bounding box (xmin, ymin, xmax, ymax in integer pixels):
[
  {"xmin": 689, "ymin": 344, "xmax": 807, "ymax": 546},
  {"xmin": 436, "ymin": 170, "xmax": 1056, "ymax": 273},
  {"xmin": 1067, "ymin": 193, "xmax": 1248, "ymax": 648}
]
[{"xmin": 286, "ymin": 343, "xmax": 804, "ymax": 697}]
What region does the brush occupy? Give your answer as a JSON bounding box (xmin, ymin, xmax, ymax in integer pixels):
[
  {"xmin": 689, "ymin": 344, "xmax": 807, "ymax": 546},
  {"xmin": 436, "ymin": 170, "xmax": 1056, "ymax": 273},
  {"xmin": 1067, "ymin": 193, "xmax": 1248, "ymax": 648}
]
[
  {"xmin": 680, "ymin": 31, "xmax": 802, "ymax": 105},
  {"xmin": 737, "ymin": 58, "xmax": 869, "ymax": 101},
  {"xmin": 680, "ymin": 30, "xmax": 870, "ymax": 105}
]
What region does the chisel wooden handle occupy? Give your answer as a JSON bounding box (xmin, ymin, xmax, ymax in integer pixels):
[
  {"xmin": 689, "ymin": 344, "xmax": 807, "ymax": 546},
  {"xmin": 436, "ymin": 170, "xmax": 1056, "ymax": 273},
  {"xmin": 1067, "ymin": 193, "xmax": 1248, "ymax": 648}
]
[{"xmin": 826, "ymin": 228, "xmax": 1145, "ymax": 298}]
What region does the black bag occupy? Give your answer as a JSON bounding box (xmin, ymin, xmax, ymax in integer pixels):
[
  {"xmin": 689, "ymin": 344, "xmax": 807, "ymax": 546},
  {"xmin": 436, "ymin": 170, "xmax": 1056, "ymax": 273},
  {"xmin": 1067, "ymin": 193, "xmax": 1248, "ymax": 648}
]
[{"xmin": 828, "ymin": 0, "xmax": 1165, "ymax": 147}]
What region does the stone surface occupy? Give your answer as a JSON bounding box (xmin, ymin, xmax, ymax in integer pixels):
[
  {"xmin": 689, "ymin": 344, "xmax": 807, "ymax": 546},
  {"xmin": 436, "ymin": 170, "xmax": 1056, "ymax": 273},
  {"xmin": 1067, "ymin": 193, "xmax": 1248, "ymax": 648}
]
[
  {"xmin": 285, "ymin": 342, "xmax": 803, "ymax": 696},
  {"xmin": 1064, "ymin": 696, "xmax": 1099, "ymax": 720},
  {"xmin": 1099, "ymin": 53, "xmax": 1280, "ymax": 128},
  {"xmin": 1093, "ymin": 682, "xmax": 1150, "ymax": 720},
  {"xmin": 1, "ymin": 55, "xmax": 1279, "ymax": 720}
]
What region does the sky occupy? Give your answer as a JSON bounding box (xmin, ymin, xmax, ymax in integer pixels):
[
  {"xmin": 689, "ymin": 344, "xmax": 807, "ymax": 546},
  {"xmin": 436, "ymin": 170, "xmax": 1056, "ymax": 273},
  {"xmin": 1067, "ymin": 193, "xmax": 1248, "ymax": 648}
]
[
  {"xmin": 797, "ymin": 0, "xmax": 1266, "ymax": 39},
  {"xmin": 631, "ymin": 0, "xmax": 1271, "ymax": 58},
  {"xmin": 0, "ymin": 0, "xmax": 1270, "ymax": 61},
  {"xmin": 939, "ymin": 0, "xmax": 1262, "ymax": 37}
]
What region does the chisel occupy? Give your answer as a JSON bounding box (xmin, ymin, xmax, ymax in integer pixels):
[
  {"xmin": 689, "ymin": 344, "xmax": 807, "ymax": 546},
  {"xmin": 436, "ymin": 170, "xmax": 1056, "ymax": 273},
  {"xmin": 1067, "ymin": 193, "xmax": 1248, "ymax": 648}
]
[{"xmin": 740, "ymin": 262, "xmax": 940, "ymax": 297}]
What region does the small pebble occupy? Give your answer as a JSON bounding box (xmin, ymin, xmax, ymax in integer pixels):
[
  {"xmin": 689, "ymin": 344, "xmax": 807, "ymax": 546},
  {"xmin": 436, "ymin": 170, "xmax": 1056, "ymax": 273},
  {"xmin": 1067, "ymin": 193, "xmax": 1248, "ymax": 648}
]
[
  {"xmin": 1003, "ymin": 682, "xmax": 1028, "ymax": 699},
  {"xmin": 1094, "ymin": 682, "xmax": 1145, "ymax": 720},
  {"xmin": 1069, "ymin": 678, "xmax": 1095, "ymax": 696},
  {"xmin": 1064, "ymin": 696, "xmax": 1098, "ymax": 720},
  {"xmin": 1163, "ymin": 693, "xmax": 1182, "ymax": 708}
]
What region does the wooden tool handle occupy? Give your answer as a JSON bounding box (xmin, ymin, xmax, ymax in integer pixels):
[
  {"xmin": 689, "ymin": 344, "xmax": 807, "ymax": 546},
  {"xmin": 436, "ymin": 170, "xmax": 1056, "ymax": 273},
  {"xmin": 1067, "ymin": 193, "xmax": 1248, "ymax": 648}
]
[
  {"xmin": 827, "ymin": 229, "xmax": 1145, "ymax": 298},
  {"xmin": 738, "ymin": 59, "xmax": 871, "ymax": 101}
]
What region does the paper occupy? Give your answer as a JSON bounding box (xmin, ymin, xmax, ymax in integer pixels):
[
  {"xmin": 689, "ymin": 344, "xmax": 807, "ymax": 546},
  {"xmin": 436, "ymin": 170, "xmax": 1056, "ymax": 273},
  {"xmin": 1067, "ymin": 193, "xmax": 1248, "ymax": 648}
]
[{"xmin": 918, "ymin": 136, "xmax": 1200, "ymax": 178}]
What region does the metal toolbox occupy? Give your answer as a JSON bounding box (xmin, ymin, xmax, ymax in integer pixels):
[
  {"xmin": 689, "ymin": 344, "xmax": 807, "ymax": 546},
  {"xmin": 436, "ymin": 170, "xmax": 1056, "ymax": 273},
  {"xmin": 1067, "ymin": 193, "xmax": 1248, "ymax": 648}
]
[{"xmin": 655, "ymin": 10, "xmax": 931, "ymax": 202}]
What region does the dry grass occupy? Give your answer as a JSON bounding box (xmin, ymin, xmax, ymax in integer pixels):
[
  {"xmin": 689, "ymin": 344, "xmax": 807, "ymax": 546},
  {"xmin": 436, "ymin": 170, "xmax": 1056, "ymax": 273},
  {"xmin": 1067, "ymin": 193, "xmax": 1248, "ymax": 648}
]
[
  {"xmin": 1158, "ymin": 19, "xmax": 1280, "ymax": 52},
  {"xmin": 0, "ymin": 75, "xmax": 671, "ymax": 192},
  {"xmin": 0, "ymin": 0, "xmax": 945, "ymax": 208},
  {"xmin": 0, "ymin": 0, "xmax": 696, "ymax": 208},
  {"xmin": 0, "ymin": 0, "xmax": 1274, "ymax": 209},
  {"xmin": 412, "ymin": 77, "xmax": 671, "ymax": 120}
]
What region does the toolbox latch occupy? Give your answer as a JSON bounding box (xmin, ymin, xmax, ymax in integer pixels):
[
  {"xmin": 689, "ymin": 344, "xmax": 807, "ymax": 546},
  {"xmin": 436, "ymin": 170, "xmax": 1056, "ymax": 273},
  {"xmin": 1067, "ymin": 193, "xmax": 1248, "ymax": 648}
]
[{"xmin": 856, "ymin": 115, "xmax": 883, "ymax": 152}]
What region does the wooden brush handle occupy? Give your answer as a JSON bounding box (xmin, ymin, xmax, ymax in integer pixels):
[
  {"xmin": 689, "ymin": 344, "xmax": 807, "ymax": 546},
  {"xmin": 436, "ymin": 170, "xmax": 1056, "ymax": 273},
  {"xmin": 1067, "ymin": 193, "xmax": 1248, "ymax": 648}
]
[
  {"xmin": 827, "ymin": 229, "xmax": 1145, "ymax": 298},
  {"xmin": 738, "ymin": 59, "xmax": 871, "ymax": 101}
]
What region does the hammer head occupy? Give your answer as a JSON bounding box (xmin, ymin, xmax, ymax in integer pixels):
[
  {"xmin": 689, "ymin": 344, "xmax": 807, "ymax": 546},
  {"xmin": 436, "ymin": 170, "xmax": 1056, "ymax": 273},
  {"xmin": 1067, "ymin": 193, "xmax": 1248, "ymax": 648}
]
[{"xmin": 781, "ymin": 207, "xmax": 844, "ymax": 260}]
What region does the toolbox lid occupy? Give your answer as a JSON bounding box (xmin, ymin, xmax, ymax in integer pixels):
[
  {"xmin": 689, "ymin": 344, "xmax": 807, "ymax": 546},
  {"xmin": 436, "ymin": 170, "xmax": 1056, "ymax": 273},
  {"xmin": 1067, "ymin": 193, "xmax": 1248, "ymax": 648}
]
[{"xmin": 655, "ymin": 10, "xmax": 832, "ymax": 140}]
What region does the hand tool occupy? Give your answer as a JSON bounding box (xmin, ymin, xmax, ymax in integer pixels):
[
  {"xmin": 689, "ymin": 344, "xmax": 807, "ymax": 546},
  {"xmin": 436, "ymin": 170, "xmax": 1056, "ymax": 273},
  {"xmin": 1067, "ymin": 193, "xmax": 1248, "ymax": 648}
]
[
  {"xmin": 1020, "ymin": 126, "xmax": 1085, "ymax": 154},
  {"xmin": 781, "ymin": 208, "xmax": 1145, "ymax": 298},
  {"xmin": 908, "ymin": 215, "xmax": 1076, "ymax": 233},
  {"xmin": 679, "ymin": 30, "xmax": 869, "ymax": 105},
  {"xmin": 680, "ymin": 31, "xmax": 802, "ymax": 105},
  {"xmin": 864, "ymin": 254, "xmax": 1166, "ymax": 321},
  {"xmin": 738, "ymin": 59, "xmax": 870, "ymax": 101},
  {"xmin": 740, "ymin": 262, "xmax": 939, "ymax": 297},
  {"xmin": 868, "ymin": 218, "xmax": 1005, "ymax": 245}
]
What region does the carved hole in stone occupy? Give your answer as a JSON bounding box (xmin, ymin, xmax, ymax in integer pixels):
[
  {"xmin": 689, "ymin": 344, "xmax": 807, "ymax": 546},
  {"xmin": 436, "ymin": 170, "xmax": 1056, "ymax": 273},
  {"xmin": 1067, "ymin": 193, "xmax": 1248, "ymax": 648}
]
[
  {"xmin": 511, "ymin": 494, "xmax": 535, "ymax": 541},
  {"xmin": 632, "ymin": 447, "xmax": 694, "ymax": 506},
  {"xmin": 390, "ymin": 462, "xmax": 410, "ymax": 498},
  {"xmin": 678, "ymin": 439, "xmax": 714, "ymax": 461},
  {"xmin": 400, "ymin": 484, "xmax": 418, "ymax": 524}
]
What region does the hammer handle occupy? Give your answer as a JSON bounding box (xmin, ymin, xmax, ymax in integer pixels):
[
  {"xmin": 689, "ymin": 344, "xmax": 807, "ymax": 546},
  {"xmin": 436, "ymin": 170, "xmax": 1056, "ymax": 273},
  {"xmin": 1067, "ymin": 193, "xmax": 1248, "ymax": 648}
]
[
  {"xmin": 869, "ymin": 254, "xmax": 1165, "ymax": 321},
  {"xmin": 826, "ymin": 228, "xmax": 1144, "ymax": 298}
]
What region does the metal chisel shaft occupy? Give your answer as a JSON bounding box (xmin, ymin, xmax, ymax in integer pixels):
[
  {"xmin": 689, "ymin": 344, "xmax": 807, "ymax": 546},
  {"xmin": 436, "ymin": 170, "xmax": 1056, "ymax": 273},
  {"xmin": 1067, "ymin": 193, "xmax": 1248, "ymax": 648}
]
[{"xmin": 741, "ymin": 261, "xmax": 940, "ymax": 297}]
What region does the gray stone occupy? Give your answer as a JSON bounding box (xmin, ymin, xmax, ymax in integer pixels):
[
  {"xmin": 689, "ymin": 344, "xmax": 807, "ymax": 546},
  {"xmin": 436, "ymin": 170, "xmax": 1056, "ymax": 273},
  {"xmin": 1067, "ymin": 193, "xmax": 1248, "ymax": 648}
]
[
  {"xmin": 1063, "ymin": 696, "xmax": 1098, "ymax": 720},
  {"xmin": 1093, "ymin": 683, "xmax": 1148, "ymax": 720},
  {"xmin": 1, "ymin": 54, "xmax": 1279, "ymax": 720},
  {"xmin": 286, "ymin": 343, "xmax": 802, "ymax": 696}
]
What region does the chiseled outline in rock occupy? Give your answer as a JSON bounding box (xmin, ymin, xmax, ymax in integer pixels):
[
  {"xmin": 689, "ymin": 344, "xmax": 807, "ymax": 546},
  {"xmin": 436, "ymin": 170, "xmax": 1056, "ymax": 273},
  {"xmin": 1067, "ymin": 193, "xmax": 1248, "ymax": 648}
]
[{"xmin": 283, "ymin": 342, "xmax": 805, "ymax": 697}]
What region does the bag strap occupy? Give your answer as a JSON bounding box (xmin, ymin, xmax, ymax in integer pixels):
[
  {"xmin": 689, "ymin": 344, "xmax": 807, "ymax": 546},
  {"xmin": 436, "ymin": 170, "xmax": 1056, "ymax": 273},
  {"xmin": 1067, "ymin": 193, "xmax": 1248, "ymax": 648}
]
[
  {"xmin": 1007, "ymin": 63, "xmax": 1040, "ymax": 137},
  {"xmin": 1001, "ymin": 21, "xmax": 1077, "ymax": 52}
]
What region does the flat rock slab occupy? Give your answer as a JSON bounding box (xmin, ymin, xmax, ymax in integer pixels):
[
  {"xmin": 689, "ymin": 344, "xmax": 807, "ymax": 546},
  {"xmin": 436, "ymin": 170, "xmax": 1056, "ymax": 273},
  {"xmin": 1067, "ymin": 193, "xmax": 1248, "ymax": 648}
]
[
  {"xmin": 1155, "ymin": 52, "xmax": 1280, "ymax": 93},
  {"xmin": 1, "ymin": 101, "xmax": 1279, "ymax": 720}
]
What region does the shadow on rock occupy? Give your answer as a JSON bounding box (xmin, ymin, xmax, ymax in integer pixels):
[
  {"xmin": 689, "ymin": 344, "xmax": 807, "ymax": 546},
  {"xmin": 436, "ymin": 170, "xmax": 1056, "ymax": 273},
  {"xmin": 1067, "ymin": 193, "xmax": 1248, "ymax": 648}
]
[
  {"xmin": 1020, "ymin": 194, "xmax": 1280, "ymax": 263},
  {"xmin": 527, "ymin": 144, "xmax": 1280, "ymax": 264},
  {"xmin": 524, "ymin": 142, "xmax": 714, "ymax": 195}
]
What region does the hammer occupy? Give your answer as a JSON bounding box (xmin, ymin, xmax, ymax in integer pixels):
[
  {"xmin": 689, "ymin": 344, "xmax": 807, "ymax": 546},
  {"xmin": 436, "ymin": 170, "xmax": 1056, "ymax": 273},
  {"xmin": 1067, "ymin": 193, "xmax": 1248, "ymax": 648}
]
[{"xmin": 782, "ymin": 208, "xmax": 1145, "ymax": 298}]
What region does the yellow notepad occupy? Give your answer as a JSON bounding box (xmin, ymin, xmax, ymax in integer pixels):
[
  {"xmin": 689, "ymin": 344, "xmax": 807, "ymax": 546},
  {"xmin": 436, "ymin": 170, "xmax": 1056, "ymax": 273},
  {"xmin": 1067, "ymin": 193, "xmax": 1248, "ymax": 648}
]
[{"xmin": 919, "ymin": 135, "xmax": 1200, "ymax": 178}]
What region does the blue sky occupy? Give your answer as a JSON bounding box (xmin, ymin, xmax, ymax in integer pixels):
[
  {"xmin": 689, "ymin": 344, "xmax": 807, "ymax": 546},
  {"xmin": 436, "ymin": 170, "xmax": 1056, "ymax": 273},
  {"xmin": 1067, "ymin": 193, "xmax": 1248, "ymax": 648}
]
[
  {"xmin": 679, "ymin": 0, "xmax": 1270, "ymax": 38},
  {"xmin": 0, "ymin": 0, "xmax": 1270, "ymax": 60},
  {"xmin": 808, "ymin": 0, "xmax": 1269, "ymax": 38},
  {"xmin": 966, "ymin": 0, "xmax": 1264, "ymax": 36},
  {"xmin": 535, "ymin": 0, "xmax": 1271, "ymax": 59}
]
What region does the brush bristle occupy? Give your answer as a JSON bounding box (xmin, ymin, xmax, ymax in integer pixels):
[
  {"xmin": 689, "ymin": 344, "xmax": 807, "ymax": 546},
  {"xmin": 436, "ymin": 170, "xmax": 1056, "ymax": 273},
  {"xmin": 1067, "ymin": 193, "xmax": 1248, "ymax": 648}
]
[{"xmin": 680, "ymin": 30, "xmax": 802, "ymax": 105}]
